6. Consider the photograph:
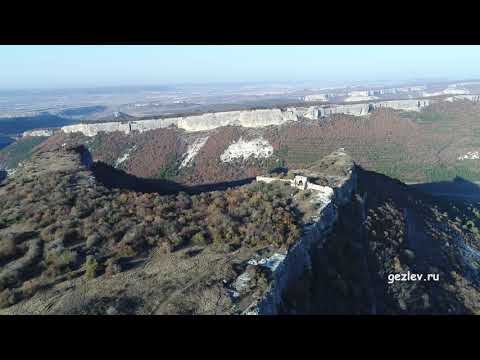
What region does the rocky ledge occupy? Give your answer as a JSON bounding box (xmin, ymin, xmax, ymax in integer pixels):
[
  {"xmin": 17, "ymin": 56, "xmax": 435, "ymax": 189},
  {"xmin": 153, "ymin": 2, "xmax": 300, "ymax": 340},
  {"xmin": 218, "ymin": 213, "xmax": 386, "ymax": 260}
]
[{"xmin": 243, "ymin": 149, "xmax": 356, "ymax": 314}]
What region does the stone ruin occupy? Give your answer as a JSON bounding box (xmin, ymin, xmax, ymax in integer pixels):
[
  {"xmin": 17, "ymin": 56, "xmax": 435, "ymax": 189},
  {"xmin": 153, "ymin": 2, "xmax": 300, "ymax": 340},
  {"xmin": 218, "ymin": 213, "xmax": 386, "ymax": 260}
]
[{"xmin": 256, "ymin": 173, "xmax": 330, "ymax": 193}]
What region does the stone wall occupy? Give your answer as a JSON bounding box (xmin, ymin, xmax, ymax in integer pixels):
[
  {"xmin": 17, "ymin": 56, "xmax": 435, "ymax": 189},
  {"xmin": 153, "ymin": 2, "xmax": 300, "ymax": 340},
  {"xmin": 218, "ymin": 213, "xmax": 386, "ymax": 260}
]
[{"xmin": 255, "ymin": 176, "xmax": 292, "ymax": 185}]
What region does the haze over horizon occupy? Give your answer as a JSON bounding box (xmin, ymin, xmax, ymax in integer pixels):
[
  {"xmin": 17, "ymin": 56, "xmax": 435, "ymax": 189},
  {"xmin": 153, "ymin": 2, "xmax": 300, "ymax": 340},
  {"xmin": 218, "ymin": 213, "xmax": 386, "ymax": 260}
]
[{"xmin": 1, "ymin": 45, "xmax": 480, "ymax": 90}]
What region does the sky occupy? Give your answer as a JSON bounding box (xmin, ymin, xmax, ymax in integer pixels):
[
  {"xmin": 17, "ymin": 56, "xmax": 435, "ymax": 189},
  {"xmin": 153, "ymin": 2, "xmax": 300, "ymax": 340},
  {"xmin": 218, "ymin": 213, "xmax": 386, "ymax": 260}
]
[{"xmin": 1, "ymin": 45, "xmax": 480, "ymax": 90}]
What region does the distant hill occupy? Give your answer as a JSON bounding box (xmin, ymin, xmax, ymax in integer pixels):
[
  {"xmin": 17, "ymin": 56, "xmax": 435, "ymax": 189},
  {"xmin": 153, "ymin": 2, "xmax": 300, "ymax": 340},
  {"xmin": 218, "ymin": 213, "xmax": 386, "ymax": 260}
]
[
  {"xmin": 58, "ymin": 105, "xmax": 107, "ymax": 118},
  {"xmin": 0, "ymin": 113, "xmax": 76, "ymax": 136},
  {"xmin": 86, "ymin": 111, "xmax": 137, "ymax": 123},
  {"xmin": 0, "ymin": 136, "xmax": 49, "ymax": 169},
  {"xmin": 0, "ymin": 135, "xmax": 14, "ymax": 150}
]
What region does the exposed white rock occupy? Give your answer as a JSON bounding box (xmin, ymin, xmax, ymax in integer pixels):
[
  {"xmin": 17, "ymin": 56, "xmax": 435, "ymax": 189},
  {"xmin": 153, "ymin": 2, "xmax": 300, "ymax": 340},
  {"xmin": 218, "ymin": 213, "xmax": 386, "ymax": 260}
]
[
  {"xmin": 62, "ymin": 122, "xmax": 133, "ymax": 137},
  {"xmin": 60, "ymin": 99, "xmax": 442, "ymax": 138},
  {"xmin": 444, "ymin": 88, "xmax": 470, "ymax": 95},
  {"xmin": 344, "ymin": 95, "xmax": 378, "ymax": 102},
  {"xmin": 325, "ymin": 103, "xmax": 370, "ymax": 116},
  {"xmin": 180, "ymin": 136, "xmax": 209, "ymax": 168},
  {"xmin": 373, "ymin": 99, "xmax": 429, "ymax": 112},
  {"xmin": 307, "ymin": 185, "xmax": 335, "ymax": 213},
  {"xmin": 61, "ymin": 108, "xmax": 299, "ymax": 136},
  {"xmin": 257, "ymin": 253, "xmax": 287, "ymax": 272},
  {"xmin": 304, "ymin": 94, "xmax": 329, "ymax": 102},
  {"xmin": 349, "ymin": 90, "xmax": 369, "ymax": 97},
  {"xmin": 445, "ymin": 95, "xmax": 480, "ymax": 103},
  {"xmin": 220, "ymin": 137, "xmax": 274, "ymax": 163},
  {"xmin": 114, "ymin": 146, "xmax": 136, "ymax": 167},
  {"xmin": 423, "ymin": 88, "xmax": 470, "ymax": 97},
  {"xmin": 232, "ymin": 272, "xmax": 252, "ymax": 293},
  {"xmin": 22, "ymin": 129, "xmax": 54, "ymax": 137},
  {"xmin": 458, "ymin": 151, "xmax": 480, "ymax": 160}
]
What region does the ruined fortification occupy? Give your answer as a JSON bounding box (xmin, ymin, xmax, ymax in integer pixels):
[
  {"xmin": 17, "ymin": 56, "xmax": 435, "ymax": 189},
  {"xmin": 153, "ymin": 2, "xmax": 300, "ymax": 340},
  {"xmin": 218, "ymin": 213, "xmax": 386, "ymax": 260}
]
[{"xmin": 242, "ymin": 149, "xmax": 356, "ymax": 314}]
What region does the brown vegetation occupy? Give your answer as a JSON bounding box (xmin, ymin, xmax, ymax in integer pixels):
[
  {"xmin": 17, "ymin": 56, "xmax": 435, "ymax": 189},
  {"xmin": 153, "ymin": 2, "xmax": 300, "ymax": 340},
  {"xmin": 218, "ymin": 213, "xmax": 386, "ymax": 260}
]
[{"xmin": 0, "ymin": 146, "xmax": 312, "ymax": 309}]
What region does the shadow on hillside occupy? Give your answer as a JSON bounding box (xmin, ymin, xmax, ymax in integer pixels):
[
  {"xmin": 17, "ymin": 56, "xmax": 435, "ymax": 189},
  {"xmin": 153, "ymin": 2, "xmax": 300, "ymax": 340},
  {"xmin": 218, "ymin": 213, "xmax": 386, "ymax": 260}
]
[
  {"xmin": 0, "ymin": 169, "xmax": 6, "ymax": 183},
  {"xmin": 409, "ymin": 177, "xmax": 480, "ymax": 201},
  {"xmin": 91, "ymin": 162, "xmax": 256, "ymax": 195},
  {"xmin": 355, "ymin": 168, "xmax": 477, "ymax": 314}
]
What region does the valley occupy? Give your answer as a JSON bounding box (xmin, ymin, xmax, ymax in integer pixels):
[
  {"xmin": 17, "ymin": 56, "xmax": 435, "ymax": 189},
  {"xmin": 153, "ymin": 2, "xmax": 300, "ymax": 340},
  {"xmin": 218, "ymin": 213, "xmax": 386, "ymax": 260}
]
[{"xmin": 1, "ymin": 78, "xmax": 480, "ymax": 315}]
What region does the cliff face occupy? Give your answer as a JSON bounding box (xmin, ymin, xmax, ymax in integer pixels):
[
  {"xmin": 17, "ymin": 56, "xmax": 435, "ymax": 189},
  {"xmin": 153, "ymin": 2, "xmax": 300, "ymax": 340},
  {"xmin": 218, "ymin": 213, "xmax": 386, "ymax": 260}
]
[
  {"xmin": 61, "ymin": 108, "xmax": 300, "ymax": 136},
  {"xmin": 307, "ymin": 168, "xmax": 480, "ymax": 314},
  {"xmin": 243, "ymin": 149, "xmax": 356, "ymax": 314},
  {"xmin": 239, "ymin": 149, "xmax": 480, "ymax": 315},
  {"xmin": 60, "ymin": 99, "xmax": 433, "ymax": 137}
]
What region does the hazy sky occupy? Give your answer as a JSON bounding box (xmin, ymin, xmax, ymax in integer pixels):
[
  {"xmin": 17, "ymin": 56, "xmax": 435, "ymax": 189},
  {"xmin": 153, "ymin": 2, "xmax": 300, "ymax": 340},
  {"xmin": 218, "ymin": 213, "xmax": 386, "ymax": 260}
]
[{"xmin": 1, "ymin": 45, "xmax": 480, "ymax": 89}]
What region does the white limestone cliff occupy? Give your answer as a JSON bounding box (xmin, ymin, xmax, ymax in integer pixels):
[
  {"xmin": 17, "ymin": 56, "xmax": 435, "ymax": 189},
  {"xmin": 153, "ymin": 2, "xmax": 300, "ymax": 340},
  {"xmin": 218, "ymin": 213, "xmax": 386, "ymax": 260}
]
[
  {"xmin": 180, "ymin": 136, "xmax": 209, "ymax": 168},
  {"xmin": 61, "ymin": 99, "xmax": 435, "ymax": 138},
  {"xmin": 22, "ymin": 129, "xmax": 55, "ymax": 137},
  {"xmin": 62, "ymin": 108, "xmax": 299, "ymax": 137}
]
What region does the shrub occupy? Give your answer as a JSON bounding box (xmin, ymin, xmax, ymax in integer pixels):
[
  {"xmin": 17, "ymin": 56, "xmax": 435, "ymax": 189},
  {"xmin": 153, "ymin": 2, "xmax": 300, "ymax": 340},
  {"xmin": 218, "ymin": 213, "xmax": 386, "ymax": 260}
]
[
  {"xmin": 0, "ymin": 288, "xmax": 18, "ymax": 309},
  {"xmin": 44, "ymin": 249, "xmax": 78, "ymax": 277},
  {"xmin": 86, "ymin": 233, "xmax": 102, "ymax": 249},
  {"xmin": 116, "ymin": 244, "xmax": 137, "ymax": 258},
  {"xmin": 191, "ymin": 232, "xmax": 209, "ymax": 246},
  {"xmin": 84, "ymin": 255, "xmax": 99, "ymax": 279},
  {"xmin": 0, "ymin": 237, "xmax": 18, "ymax": 261},
  {"xmin": 104, "ymin": 258, "xmax": 122, "ymax": 278}
]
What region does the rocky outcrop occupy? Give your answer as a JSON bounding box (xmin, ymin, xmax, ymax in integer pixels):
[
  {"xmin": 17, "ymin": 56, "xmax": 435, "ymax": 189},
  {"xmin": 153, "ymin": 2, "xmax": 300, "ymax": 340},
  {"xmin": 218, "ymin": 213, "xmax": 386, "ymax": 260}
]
[
  {"xmin": 372, "ymin": 99, "xmax": 429, "ymax": 112},
  {"xmin": 220, "ymin": 137, "xmax": 273, "ymax": 163},
  {"xmin": 60, "ymin": 99, "xmax": 437, "ymax": 138},
  {"xmin": 22, "ymin": 129, "xmax": 54, "ymax": 137},
  {"xmin": 61, "ymin": 108, "xmax": 300, "ymax": 136},
  {"xmin": 445, "ymin": 95, "xmax": 480, "ymax": 103},
  {"xmin": 298, "ymin": 99, "xmax": 430, "ymax": 119},
  {"xmin": 243, "ymin": 149, "xmax": 356, "ymax": 314}
]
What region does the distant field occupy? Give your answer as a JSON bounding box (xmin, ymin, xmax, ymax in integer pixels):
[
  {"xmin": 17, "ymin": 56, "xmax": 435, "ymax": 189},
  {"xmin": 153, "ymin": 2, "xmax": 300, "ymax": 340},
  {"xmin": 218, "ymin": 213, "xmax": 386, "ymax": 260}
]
[
  {"xmin": 0, "ymin": 135, "xmax": 14, "ymax": 150},
  {"xmin": 59, "ymin": 105, "xmax": 107, "ymax": 117},
  {"xmin": 0, "ymin": 113, "xmax": 76, "ymax": 136}
]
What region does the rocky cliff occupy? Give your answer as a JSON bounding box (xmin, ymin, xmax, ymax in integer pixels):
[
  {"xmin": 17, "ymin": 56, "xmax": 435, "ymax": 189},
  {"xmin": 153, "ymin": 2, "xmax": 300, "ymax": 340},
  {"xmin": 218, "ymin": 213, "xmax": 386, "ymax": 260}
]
[
  {"xmin": 60, "ymin": 99, "xmax": 433, "ymax": 137},
  {"xmin": 61, "ymin": 108, "xmax": 299, "ymax": 136},
  {"xmin": 243, "ymin": 149, "xmax": 356, "ymax": 314}
]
